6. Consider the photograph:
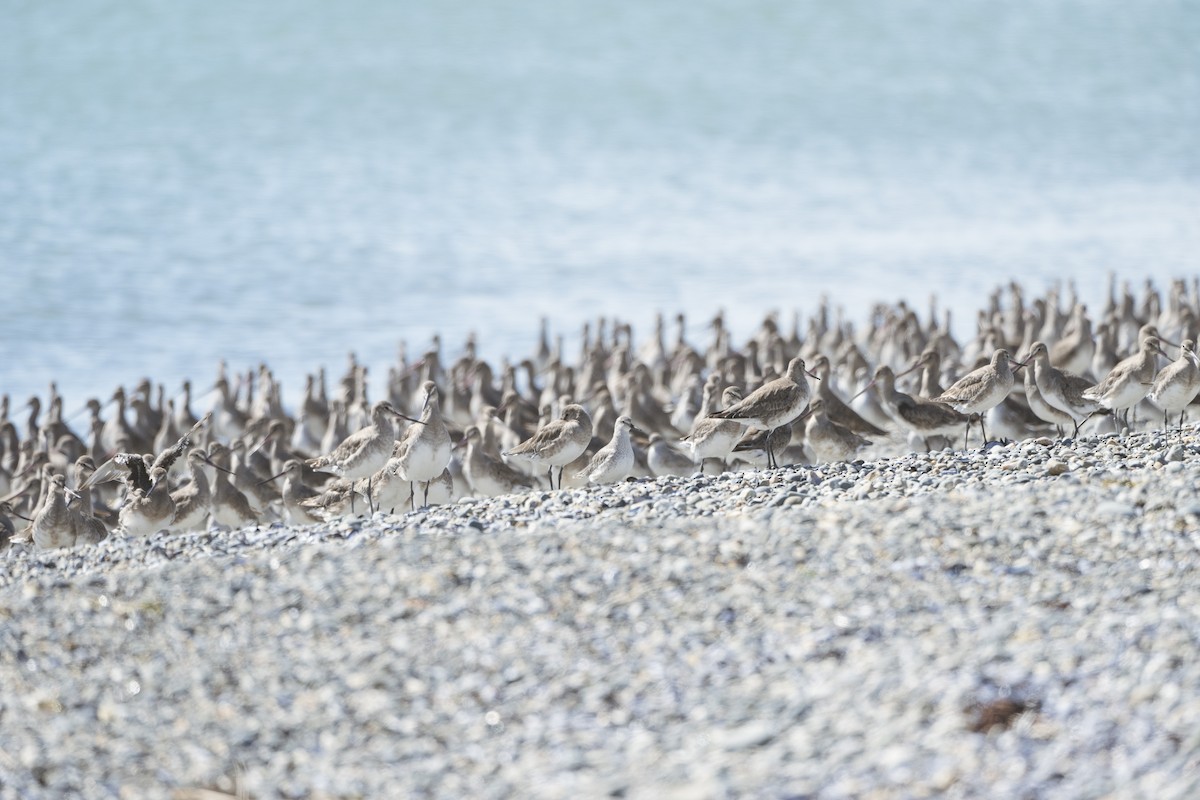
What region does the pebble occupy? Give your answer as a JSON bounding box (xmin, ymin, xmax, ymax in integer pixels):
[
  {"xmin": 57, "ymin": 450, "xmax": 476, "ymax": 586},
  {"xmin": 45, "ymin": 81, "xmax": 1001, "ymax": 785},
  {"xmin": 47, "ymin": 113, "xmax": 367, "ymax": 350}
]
[{"xmin": 1, "ymin": 429, "xmax": 1199, "ymax": 797}]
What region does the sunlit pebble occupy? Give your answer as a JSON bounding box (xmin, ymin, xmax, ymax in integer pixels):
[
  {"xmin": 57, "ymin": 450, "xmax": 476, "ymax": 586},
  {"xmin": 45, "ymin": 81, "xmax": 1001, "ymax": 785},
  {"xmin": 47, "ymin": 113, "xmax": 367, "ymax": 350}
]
[
  {"xmin": 126, "ymin": 680, "xmax": 142, "ymax": 697},
  {"xmin": 484, "ymin": 711, "xmax": 501, "ymax": 727}
]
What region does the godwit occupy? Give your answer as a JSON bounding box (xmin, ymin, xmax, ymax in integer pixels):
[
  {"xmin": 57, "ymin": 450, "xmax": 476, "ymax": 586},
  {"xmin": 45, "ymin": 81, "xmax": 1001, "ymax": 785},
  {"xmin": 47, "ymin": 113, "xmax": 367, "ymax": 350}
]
[
  {"xmin": 462, "ymin": 425, "xmax": 534, "ymax": 497},
  {"xmin": 1082, "ymin": 336, "xmax": 1168, "ymax": 429},
  {"xmin": 803, "ymin": 398, "xmax": 872, "ymax": 463},
  {"xmin": 708, "ymin": 356, "xmax": 817, "ymax": 468},
  {"xmin": 1025, "ymin": 342, "xmax": 1100, "ymax": 437},
  {"xmin": 1147, "ymin": 339, "xmax": 1200, "ymax": 431},
  {"xmin": 873, "ymin": 366, "xmax": 967, "ymax": 449},
  {"xmin": 932, "ymin": 349, "xmax": 1025, "ymax": 447},
  {"xmin": 394, "ymin": 381, "xmax": 452, "ymax": 508},
  {"xmin": 504, "ymin": 403, "xmax": 593, "ymax": 490}
]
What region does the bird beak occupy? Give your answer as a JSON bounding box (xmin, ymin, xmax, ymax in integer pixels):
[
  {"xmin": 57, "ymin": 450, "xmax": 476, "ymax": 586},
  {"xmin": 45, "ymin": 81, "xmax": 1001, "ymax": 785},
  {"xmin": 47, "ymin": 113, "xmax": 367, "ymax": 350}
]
[
  {"xmin": 806, "ymin": 368, "xmax": 820, "ymax": 380},
  {"xmin": 200, "ymin": 454, "xmax": 238, "ymax": 477},
  {"xmin": 894, "ymin": 362, "xmax": 921, "ymax": 379},
  {"xmin": 257, "ymin": 469, "xmax": 287, "ymax": 486},
  {"xmin": 1010, "ymin": 355, "xmax": 1031, "ymax": 371},
  {"xmin": 848, "ymin": 379, "xmax": 877, "ymax": 402},
  {"xmin": 388, "ymin": 408, "xmax": 424, "ymax": 425}
]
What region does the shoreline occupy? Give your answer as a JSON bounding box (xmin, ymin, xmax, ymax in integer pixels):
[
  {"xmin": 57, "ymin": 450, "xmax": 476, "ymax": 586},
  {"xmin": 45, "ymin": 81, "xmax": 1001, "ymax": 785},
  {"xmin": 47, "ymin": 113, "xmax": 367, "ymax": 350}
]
[{"xmin": 3, "ymin": 429, "xmax": 1200, "ymax": 797}]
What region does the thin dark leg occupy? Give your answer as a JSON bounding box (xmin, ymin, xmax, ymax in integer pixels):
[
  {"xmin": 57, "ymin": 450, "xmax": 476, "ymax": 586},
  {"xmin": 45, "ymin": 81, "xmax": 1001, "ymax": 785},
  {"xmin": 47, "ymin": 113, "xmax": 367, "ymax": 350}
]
[
  {"xmin": 547, "ymin": 466, "xmax": 554, "ymax": 490},
  {"xmin": 409, "ymin": 481, "xmax": 415, "ymax": 511},
  {"xmin": 423, "ymin": 481, "xmax": 430, "ymax": 507},
  {"xmin": 963, "ymin": 422, "xmax": 970, "ymax": 450}
]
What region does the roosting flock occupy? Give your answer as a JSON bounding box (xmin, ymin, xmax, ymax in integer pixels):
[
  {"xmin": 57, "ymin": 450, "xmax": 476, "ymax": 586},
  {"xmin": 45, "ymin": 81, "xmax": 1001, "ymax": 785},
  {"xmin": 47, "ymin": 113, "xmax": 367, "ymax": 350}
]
[{"xmin": 3, "ymin": 275, "xmax": 1199, "ymax": 552}]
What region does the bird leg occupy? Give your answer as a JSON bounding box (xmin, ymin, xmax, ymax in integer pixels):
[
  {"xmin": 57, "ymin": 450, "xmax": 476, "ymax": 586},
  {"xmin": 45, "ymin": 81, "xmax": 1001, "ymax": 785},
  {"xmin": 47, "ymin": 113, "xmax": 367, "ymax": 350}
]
[
  {"xmin": 547, "ymin": 466, "xmax": 555, "ymax": 491},
  {"xmin": 422, "ymin": 481, "xmax": 430, "ymax": 508}
]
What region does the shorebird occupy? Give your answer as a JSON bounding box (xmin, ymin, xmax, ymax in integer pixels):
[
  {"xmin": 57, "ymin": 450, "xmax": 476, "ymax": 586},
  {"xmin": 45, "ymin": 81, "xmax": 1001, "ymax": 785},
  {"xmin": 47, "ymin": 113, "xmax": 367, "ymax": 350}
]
[
  {"xmin": 393, "ymin": 381, "xmax": 452, "ymax": 508},
  {"xmin": 1025, "ymin": 341, "xmax": 1100, "ymax": 437},
  {"xmin": 932, "ymin": 349, "xmax": 1025, "ymax": 447},
  {"xmin": 708, "ymin": 356, "xmax": 817, "ymax": 468},
  {"xmin": 309, "ymin": 400, "xmax": 402, "ymax": 477},
  {"xmin": 205, "ymin": 443, "xmax": 260, "ymax": 529},
  {"xmin": 1049, "ymin": 303, "xmax": 1095, "ymax": 376},
  {"xmin": 803, "ymin": 398, "xmax": 872, "ymax": 463},
  {"xmin": 1147, "ymin": 338, "xmax": 1200, "ymax": 431},
  {"xmin": 504, "ymin": 403, "xmax": 593, "ymax": 490},
  {"xmin": 366, "ymin": 457, "xmax": 414, "ymax": 515},
  {"xmin": 462, "ymin": 425, "xmax": 534, "ymax": 497},
  {"xmin": 118, "ymin": 465, "xmax": 176, "ymax": 536},
  {"xmin": 274, "ymin": 459, "xmax": 326, "ymax": 524},
  {"xmin": 730, "ymin": 424, "xmax": 795, "ymax": 469},
  {"xmin": 646, "ymin": 432, "xmax": 696, "ymax": 478},
  {"xmin": 31, "ymin": 474, "xmax": 104, "ymax": 549},
  {"xmin": 682, "ymin": 387, "xmax": 745, "ymax": 471},
  {"xmin": 809, "ymin": 355, "xmax": 887, "ymax": 436},
  {"xmin": 308, "ymin": 400, "xmax": 410, "ymax": 510},
  {"xmin": 167, "ymin": 450, "xmax": 212, "ymax": 533},
  {"xmin": 1022, "ymin": 357, "xmax": 1074, "ymax": 436},
  {"xmin": 583, "ymin": 415, "xmax": 642, "ymax": 484},
  {"xmin": 872, "ymin": 366, "xmax": 968, "ymax": 450},
  {"xmin": 1083, "ymin": 336, "xmax": 1168, "ymax": 429}
]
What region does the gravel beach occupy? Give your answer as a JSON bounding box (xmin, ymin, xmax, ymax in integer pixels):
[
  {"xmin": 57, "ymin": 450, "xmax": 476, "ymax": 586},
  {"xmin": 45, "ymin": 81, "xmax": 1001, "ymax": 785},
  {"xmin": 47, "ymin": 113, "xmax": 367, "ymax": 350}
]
[{"xmin": 3, "ymin": 430, "xmax": 1200, "ymax": 798}]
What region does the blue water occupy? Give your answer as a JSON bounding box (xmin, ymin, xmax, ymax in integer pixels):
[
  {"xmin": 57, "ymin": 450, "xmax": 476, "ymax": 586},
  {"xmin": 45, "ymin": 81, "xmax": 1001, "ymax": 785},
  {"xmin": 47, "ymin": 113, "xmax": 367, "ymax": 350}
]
[{"xmin": 2, "ymin": 0, "xmax": 1198, "ymax": 407}]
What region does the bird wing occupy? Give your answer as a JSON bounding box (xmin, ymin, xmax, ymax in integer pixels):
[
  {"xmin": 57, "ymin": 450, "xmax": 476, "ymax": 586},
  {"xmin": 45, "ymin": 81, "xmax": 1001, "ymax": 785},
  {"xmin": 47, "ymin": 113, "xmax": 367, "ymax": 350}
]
[
  {"xmin": 153, "ymin": 412, "xmax": 212, "ymax": 472},
  {"xmin": 80, "ymin": 452, "xmax": 143, "ymax": 492},
  {"xmin": 935, "ymin": 367, "xmax": 987, "ymax": 402},
  {"xmin": 507, "ymin": 419, "xmax": 566, "ymax": 457}
]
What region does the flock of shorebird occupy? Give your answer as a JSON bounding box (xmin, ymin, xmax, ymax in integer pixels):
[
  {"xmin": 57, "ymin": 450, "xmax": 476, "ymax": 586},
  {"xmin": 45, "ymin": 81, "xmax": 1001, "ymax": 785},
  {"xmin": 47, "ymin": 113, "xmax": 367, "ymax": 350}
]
[{"xmin": 3, "ymin": 275, "xmax": 1200, "ymax": 552}]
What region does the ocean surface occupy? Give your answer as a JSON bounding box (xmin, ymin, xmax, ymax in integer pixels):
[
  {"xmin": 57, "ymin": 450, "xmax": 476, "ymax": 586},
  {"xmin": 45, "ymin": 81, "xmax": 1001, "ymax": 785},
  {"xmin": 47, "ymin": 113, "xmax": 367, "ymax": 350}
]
[{"xmin": 2, "ymin": 0, "xmax": 1198, "ymax": 409}]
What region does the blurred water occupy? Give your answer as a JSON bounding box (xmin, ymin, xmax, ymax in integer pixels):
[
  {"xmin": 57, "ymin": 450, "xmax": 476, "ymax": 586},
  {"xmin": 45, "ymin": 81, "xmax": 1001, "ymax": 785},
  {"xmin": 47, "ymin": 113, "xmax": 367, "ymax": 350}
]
[{"xmin": 2, "ymin": 0, "xmax": 1197, "ymax": 407}]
